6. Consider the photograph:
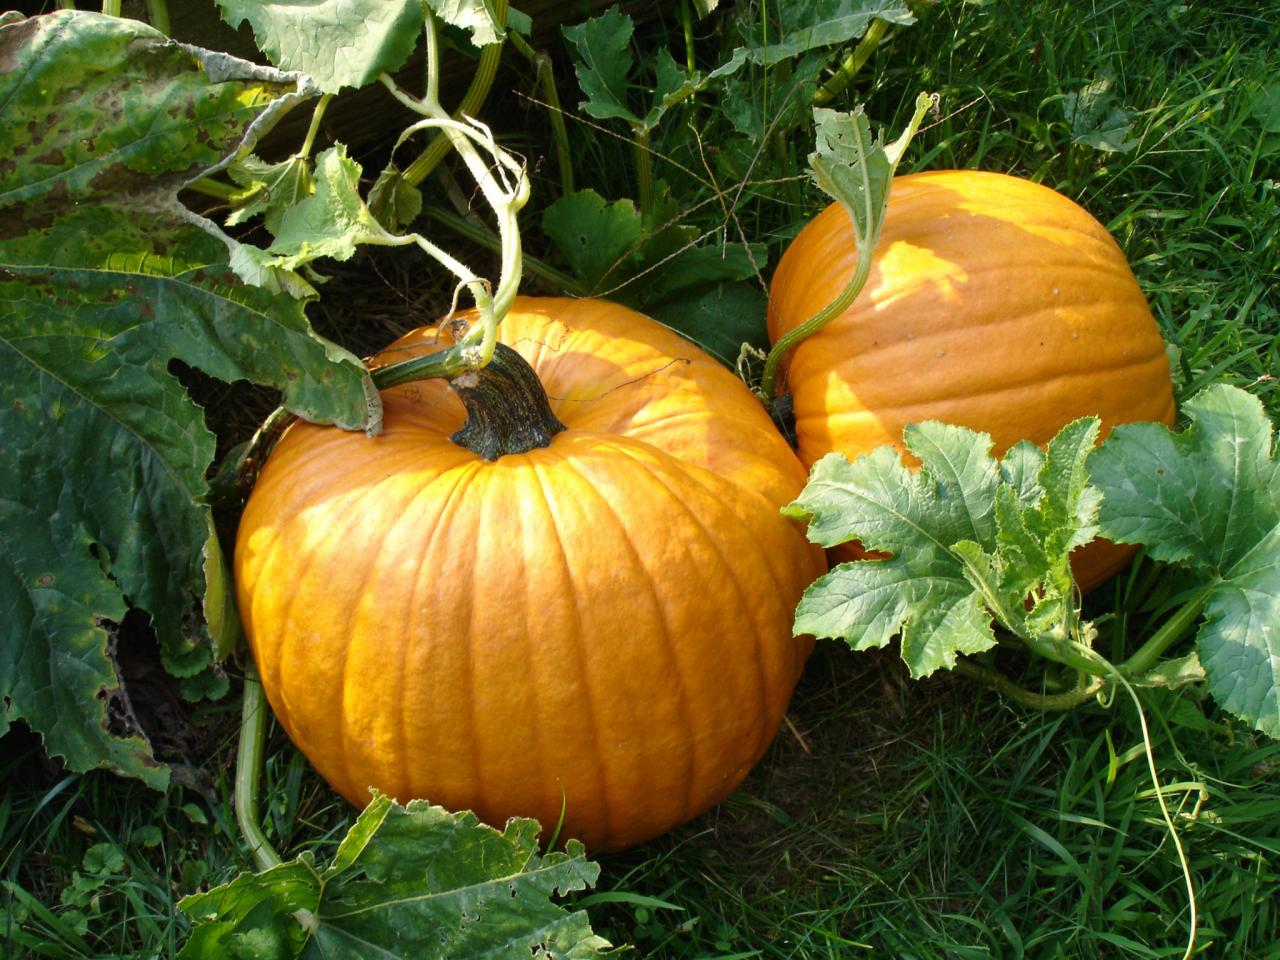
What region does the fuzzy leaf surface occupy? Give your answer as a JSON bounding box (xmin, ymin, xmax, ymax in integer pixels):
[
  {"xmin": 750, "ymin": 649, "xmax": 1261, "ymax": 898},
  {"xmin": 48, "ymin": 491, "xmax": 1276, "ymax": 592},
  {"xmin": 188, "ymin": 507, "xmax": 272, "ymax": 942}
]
[
  {"xmin": 179, "ymin": 794, "xmax": 612, "ymax": 959},
  {"xmin": 1092, "ymin": 385, "xmax": 1280, "ymax": 736},
  {"xmin": 213, "ymin": 0, "xmax": 424, "ymax": 93},
  {"xmin": 785, "ymin": 419, "xmax": 1100, "ymax": 677},
  {"xmin": 783, "ymin": 424, "xmax": 1003, "ymax": 677},
  {"xmin": 0, "ymin": 11, "xmax": 376, "ymax": 785},
  {"xmin": 808, "ymin": 94, "xmax": 933, "ymax": 253}
]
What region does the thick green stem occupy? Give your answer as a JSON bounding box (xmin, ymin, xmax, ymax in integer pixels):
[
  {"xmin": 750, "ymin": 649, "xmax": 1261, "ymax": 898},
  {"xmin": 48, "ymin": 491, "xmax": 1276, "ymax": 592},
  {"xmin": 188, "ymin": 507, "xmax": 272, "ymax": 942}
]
[
  {"xmin": 954, "ymin": 659, "xmax": 1106, "ymax": 711},
  {"xmin": 446, "ymin": 342, "xmax": 566, "ymax": 460},
  {"xmin": 372, "ymin": 342, "xmax": 475, "ymax": 388},
  {"xmin": 402, "ymin": 0, "xmax": 509, "ymax": 188},
  {"xmin": 236, "ymin": 665, "xmax": 283, "ymax": 871},
  {"xmin": 1021, "ymin": 626, "xmax": 1112, "ymax": 679},
  {"xmin": 1120, "ymin": 582, "xmax": 1215, "ymax": 678},
  {"xmin": 681, "ymin": 0, "xmax": 696, "ymax": 75},
  {"xmin": 143, "ymin": 0, "xmax": 169, "ymax": 34},
  {"xmin": 101, "ymin": 0, "xmax": 120, "ymax": 16},
  {"xmin": 813, "ymin": 18, "xmax": 892, "ymax": 106},
  {"xmin": 186, "ymin": 177, "xmax": 238, "ymax": 201},
  {"xmin": 634, "ymin": 130, "xmax": 655, "ymax": 214},
  {"xmin": 510, "ymin": 31, "xmax": 575, "ymax": 197}
]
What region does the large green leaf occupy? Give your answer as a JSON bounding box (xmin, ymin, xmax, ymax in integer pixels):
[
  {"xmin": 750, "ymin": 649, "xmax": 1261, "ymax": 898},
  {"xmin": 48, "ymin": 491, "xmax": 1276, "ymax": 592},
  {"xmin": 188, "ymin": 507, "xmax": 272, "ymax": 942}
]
[
  {"xmin": 784, "ymin": 418, "xmax": 1101, "ymax": 678},
  {"xmin": 213, "ymin": 0, "xmax": 425, "ymax": 94},
  {"xmin": 1092, "ymin": 385, "xmax": 1280, "ymax": 736},
  {"xmin": 179, "ymin": 794, "xmax": 612, "ymax": 959},
  {"xmin": 0, "ymin": 11, "xmax": 377, "ymax": 785}
]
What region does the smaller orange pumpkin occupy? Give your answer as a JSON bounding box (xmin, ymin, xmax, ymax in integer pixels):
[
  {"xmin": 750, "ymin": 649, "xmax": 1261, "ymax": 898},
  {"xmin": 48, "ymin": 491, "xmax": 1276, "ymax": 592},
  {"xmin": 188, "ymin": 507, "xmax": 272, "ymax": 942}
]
[{"xmin": 768, "ymin": 170, "xmax": 1176, "ymax": 589}]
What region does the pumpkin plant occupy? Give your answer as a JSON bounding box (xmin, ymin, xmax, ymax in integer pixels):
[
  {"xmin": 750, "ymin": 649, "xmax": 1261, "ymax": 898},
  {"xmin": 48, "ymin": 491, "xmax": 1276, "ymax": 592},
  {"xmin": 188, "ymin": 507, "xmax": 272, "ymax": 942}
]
[{"xmin": 760, "ymin": 103, "xmax": 1176, "ymax": 590}]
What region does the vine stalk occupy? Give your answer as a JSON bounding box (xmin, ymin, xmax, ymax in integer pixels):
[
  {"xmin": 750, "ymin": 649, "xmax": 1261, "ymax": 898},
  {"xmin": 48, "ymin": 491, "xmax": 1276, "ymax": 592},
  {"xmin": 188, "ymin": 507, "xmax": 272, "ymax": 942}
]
[
  {"xmin": 402, "ymin": 0, "xmax": 510, "ymax": 188},
  {"xmin": 236, "ymin": 664, "xmax": 282, "ymax": 872},
  {"xmin": 509, "ymin": 31, "xmax": 575, "ymax": 197}
]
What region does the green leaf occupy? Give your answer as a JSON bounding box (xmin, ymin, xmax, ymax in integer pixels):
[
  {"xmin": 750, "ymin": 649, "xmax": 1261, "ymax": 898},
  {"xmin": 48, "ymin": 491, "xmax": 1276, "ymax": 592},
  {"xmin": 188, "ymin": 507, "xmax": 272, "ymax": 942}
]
[
  {"xmin": 783, "ymin": 426, "xmax": 1003, "ymax": 677},
  {"xmin": 721, "ymin": 53, "xmax": 826, "ymax": 140},
  {"xmin": 1092, "ymin": 384, "xmax": 1280, "ymax": 736},
  {"xmin": 368, "ymin": 163, "xmax": 425, "ymax": 233},
  {"xmin": 179, "ymin": 794, "xmax": 612, "ymax": 959},
  {"xmin": 541, "ymin": 189, "xmax": 643, "ymax": 293},
  {"xmin": 563, "ymin": 9, "xmax": 702, "ymax": 134},
  {"xmin": 226, "ymin": 154, "xmax": 315, "ymax": 233},
  {"xmin": 425, "ymin": 0, "xmax": 505, "ymax": 46},
  {"xmin": 786, "ymin": 418, "xmax": 1102, "ymax": 678},
  {"xmin": 541, "ymin": 188, "xmax": 766, "ymax": 363},
  {"xmin": 731, "ymin": 0, "xmax": 914, "ymax": 67},
  {"xmin": 240, "ymin": 145, "xmax": 403, "ymax": 286},
  {"xmin": 808, "ymin": 96, "xmax": 931, "ymax": 252},
  {"xmin": 0, "ymin": 11, "xmax": 377, "ymax": 786},
  {"xmin": 643, "ymin": 281, "xmax": 769, "ymax": 367},
  {"xmin": 640, "ymin": 50, "xmax": 701, "ymax": 134},
  {"xmin": 1063, "ymin": 70, "xmax": 1140, "ymax": 153},
  {"xmin": 213, "ymin": 0, "xmax": 424, "ymax": 93},
  {"xmin": 83, "ymin": 843, "xmax": 126, "ymax": 875},
  {"xmin": 562, "ymin": 8, "xmax": 641, "ymax": 127}
]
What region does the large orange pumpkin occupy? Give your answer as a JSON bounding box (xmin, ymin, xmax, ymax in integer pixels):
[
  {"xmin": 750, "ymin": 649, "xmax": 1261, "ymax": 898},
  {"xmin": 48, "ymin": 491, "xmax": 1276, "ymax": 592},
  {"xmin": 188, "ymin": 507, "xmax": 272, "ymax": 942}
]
[
  {"xmin": 234, "ymin": 296, "xmax": 825, "ymax": 852},
  {"xmin": 768, "ymin": 170, "xmax": 1176, "ymax": 588}
]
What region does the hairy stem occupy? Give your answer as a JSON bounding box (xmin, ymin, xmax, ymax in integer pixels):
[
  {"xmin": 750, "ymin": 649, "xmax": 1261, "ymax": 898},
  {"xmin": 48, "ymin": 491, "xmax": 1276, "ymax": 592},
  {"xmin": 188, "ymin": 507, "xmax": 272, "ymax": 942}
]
[
  {"xmin": 813, "ymin": 18, "xmax": 892, "ymax": 105},
  {"xmin": 760, "ymin": 241, "xmax": 871, "ymax": 401},
  {"xmin": 402, "ymin": 0, "xmax": 510, "ymax": 189},
  {"xmin": 954, "ymin": 659, "xmax": 1106, "ymax": 711},
  {"xmin": 757, "ymin": 92, "xmax": 932, "ymax": 403},
  {"xmin": 298, "ymin": 94, "xmax": 333, "ymax": 159}
]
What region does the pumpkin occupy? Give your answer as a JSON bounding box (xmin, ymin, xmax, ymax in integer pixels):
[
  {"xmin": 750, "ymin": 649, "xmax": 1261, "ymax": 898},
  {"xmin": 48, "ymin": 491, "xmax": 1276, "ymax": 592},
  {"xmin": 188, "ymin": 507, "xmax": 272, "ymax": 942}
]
[
  {"xmin": 234, "ymin": 296, "xmax": 826, "ymax": 852},
  {"xmin": 768, "ymin": 170, "xmax": 1176, "ymax": 588}
]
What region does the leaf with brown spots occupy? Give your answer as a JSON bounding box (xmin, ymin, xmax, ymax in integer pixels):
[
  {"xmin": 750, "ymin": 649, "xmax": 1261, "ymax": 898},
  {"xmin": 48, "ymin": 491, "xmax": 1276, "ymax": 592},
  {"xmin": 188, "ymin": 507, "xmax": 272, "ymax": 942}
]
[{"xmin": 0, "ymin": 11, "xmax": 378, "ymax": 785}]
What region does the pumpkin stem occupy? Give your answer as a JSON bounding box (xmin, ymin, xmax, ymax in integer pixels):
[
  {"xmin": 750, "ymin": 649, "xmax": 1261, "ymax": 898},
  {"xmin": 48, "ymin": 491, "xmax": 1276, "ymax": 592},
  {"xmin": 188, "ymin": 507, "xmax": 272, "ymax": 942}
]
[{"xmin": 448, "ymin": 342, "xmax": 567, "ymax": 460}]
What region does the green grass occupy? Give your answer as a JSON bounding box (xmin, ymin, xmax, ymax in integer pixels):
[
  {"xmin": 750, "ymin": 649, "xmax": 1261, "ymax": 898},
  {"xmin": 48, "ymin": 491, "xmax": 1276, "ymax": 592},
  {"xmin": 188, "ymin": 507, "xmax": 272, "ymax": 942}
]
[{"xmin": 4, "ymin": 0, "xmax": 1279, "ymax": 957}]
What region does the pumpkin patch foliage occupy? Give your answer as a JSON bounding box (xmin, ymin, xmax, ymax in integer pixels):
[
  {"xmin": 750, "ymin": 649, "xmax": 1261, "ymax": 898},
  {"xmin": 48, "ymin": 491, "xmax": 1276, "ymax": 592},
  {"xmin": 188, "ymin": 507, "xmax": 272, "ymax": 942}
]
[
  {"xmin": 0, "ymin": 11, "xmax": 376, "ymax": 787},
  {"xmin": 785, "ymin": 383, "xmax": 1280, "ymax": 737},
  {"xmin": 2, "ymin": 0, "xmax": 1278, "ymax": 956},
  {"xmin": 179, "ymin": 793, "xmax": 611, "ymax": 959}
]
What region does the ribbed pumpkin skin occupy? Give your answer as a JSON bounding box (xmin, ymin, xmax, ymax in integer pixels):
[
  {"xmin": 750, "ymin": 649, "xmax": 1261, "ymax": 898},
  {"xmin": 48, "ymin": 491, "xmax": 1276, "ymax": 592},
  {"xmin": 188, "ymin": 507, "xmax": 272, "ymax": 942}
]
[
  {"xmin": 768, "ymin": 170, "xmax": 1175, "ymax": 588},
  {"xmin": 235, "ymin": 296, "xmax": 826, "ymax": 852}
]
